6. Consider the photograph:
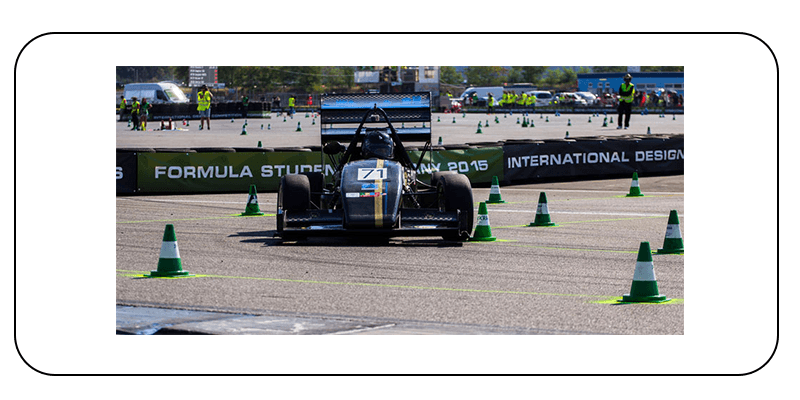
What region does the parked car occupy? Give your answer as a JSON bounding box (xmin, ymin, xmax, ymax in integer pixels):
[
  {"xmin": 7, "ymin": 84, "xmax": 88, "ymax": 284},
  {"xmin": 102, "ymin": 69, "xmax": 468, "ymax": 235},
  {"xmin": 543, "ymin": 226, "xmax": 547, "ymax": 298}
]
[
  {"xmin": 575, "ymin": 91, "xmax": 598, "ymax": 105},
  {"xmin": 555, "ymin": 92, "xmax": 588, "ymax": 106},
  {"xmin": 525, "ymin": 90, "xmax": 554, "ymax": 106},
  {"xmin": 123, "ymin": 82, "xmax": 190, "ymax": 104}
]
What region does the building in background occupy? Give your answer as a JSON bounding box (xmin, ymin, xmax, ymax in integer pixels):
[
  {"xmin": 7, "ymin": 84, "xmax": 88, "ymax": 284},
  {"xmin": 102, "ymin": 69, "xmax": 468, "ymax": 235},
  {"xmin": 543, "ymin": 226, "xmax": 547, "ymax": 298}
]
[
  {"xmin": 577, "ymin": 72, "xmax": 684, "ymax": 96},
  {"xmin": 354, "ymin": 66, "xmax": 440, "ymax": 97}
]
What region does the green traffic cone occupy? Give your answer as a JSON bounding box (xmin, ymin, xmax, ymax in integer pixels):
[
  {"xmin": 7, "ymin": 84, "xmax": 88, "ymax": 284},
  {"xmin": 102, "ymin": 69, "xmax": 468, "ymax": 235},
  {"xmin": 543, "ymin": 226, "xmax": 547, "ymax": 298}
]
[
  {"xmin": 476, "ymin": 123, "xmax": 483, "ymax": 134},
  {"xmin": 486, "ymin": 176, "xmax": 506, "ymax": 204},
  {"xmin": 619, "ymin": 242, "xmax": 669, "ymax": 303},
  {"xmin": 257, "ymin": 141, "xmax": 263, "ymax": 148},
  {"xmin": 453, "ymin": 117, "xmax": 456, "ymax": 123},
  {"xmin": 626, "ymin": 172, "xmax": 645, "ymax": 197},
  {"xmin": 567, "ymin": 118, "xmax": 571, "ymax": 126},
  {"xmin": 241, "ymin": 184, "xmax": 265, "ymax": 216},
  {"xmin": 147, "ymin": 224, "xmax": 192, "ymax": 277},
  {"xmin": 529, "ymin": 192, "xmax": 556, "ymax": 226},
  {"xmin": 241, "ymin": 124, "xmax": 247, "ymax": 135},
  {"xmin": 546, "ymin": 116, "xmax": 549, "ymax": 122},
  {"xmin": 565, "ymin": 131, "xmax": 570, "ymax": 138},
  {"xmin": 647, "ymin": 126, "xmax": 651, "ymax": 134},
  {"xmin": 437, "ymin": 136, "xmax": 443, "ymax": 146},
  {"xmin": 657, "ymin": 210, "xmax": 684, "ymax": 254},
  {"xmin": 469, "ymin": 202, "xmax": 496, "ymax": 241},
  {"xmin": 296, "ymin": 122, "xmax": 302, "ymax": 132},
  {"xmin": 516, "ymin": 117, "xmax": 520, "ymax": 124}
]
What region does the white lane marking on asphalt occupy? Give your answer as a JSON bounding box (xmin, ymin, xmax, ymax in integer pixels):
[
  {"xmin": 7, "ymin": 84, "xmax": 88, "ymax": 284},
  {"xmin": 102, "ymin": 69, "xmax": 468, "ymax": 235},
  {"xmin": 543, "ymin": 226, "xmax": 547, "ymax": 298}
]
[
  {"xmin": 118, "ymin": 198, "xmax": 276, "ymax": 205},
  {"xmin": 483, "ymin": 209, "xmax": 673, "ymax": 217},
  {"xmin": 330, "ymin": 324, "xmax": 397, "ymax": 335},
  {"xmin": 491, "ymin": 188, "xmax": 684, "ymax": 195}
]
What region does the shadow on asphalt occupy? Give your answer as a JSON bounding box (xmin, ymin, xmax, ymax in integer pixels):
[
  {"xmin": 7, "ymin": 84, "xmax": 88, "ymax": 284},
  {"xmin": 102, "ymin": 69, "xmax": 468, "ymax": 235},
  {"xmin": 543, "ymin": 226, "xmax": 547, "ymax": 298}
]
[{"xmin": 230, "ymin": 230, "xmax": 464, "ymax": 248}]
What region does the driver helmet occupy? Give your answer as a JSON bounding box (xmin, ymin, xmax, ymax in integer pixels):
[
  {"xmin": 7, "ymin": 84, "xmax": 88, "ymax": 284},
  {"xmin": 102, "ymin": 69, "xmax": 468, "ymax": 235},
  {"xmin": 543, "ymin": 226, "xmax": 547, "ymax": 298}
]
[
  {"xmin": 361, "ymin": 129, "xmax": 394, "ymax": 159},
  {"xmin": 623, "ymin": 73, "xmax": 632, "ymax": 81}
]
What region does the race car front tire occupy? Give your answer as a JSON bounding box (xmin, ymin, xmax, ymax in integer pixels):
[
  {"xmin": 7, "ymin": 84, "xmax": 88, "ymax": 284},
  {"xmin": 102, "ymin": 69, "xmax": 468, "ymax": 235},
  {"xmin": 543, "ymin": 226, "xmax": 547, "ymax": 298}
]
[
  {"xmin": 437, "ymin": 173, "xmax": 474, "ymax": 241},
  {"xmin": 277, "ymin": 174, "xmax": 311, "ymax": 234}
]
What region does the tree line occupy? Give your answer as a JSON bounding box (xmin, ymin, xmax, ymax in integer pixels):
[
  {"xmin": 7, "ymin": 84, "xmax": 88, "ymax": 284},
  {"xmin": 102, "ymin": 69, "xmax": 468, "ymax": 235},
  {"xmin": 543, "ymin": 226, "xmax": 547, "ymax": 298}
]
[{"xmin": 117, "ymin": 66, "xmax": 683, "ymax": 93}]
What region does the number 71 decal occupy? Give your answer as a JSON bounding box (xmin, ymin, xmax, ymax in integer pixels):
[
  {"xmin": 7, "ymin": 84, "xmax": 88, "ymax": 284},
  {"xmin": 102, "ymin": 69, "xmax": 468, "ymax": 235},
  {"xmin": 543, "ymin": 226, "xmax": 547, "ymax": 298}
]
[{"xmin": 357, "ymin": 168, "xmax": 387, "ymax": 181}]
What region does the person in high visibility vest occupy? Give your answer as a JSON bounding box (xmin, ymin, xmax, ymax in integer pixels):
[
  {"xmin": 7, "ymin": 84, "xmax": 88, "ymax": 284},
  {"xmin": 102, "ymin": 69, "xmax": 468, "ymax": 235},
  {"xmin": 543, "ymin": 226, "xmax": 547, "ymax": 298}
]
[
  {"xmin": 525, "ymin": 92, "xmax": 536, "ymax": 110},
  {"xmin": 119, "ymin": 95, "xmax": 127, "ymax": 121},
  {"xmin": 130, "ymin": 97, "xmax": 140, "ymax": 131},
  {"xmin": 617, "ymin": 74, "xmax": 635, "ymax": 129},
  {"xmin": 197, "ymin": 84, "xmax": 213, "ymax": 130},
  {"xmin": 487, "ymin": 92, "xmax": 495, "ymax": 114},
  {"xmin": 516, "ymin": 92, "xmax": 526, "ymax": 108},
  {"xmin": 139, "ymin": 98, "xmax": 152, "ymax": 131},
  {"xmin": 287, "ymin": 96, "xmax": 296, "ymax": 115}
]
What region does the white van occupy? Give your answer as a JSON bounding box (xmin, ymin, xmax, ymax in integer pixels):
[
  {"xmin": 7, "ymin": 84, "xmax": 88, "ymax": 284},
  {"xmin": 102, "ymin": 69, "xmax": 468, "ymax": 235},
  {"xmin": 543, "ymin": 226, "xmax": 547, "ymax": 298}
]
[
  {"xmin": 457, "ymin": 86, "xmax": 504, "ymax": 106},
  {"xmin": 123, "ymin": 82, "xmax": 189, "ymax": 103},
  {"xmin": 526, "ymin": 90, "xmax": 554, "ymax": 106}
]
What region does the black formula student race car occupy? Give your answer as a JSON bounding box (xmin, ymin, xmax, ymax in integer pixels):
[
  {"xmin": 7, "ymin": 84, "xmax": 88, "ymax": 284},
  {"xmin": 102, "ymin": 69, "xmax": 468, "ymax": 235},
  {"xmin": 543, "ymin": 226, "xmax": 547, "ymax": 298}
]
[{"xmin": 276, "ymin": 92, "xmax": 474, "ymax": 241}]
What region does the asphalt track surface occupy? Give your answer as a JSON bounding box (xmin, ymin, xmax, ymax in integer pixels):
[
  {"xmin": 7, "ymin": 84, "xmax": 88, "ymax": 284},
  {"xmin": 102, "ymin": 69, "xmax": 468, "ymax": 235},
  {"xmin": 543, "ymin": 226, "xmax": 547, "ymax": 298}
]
[{"xmin": 116, "ymin": 111, "xmax": 684, "ymax": 335}]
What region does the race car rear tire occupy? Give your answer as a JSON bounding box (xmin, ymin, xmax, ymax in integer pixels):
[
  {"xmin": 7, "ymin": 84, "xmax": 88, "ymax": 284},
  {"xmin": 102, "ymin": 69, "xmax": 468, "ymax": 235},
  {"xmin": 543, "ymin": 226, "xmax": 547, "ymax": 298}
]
[
  {"xmin": 277, "ymin": 174, "xmax": 310, "ymax": 235},
  {"xmin": 431, "ymin": 170, "xmax": 455, "ymax": 187},
  {"xmin": 438, "ymin": 173, "xmax": 474, "ymax": 241}
]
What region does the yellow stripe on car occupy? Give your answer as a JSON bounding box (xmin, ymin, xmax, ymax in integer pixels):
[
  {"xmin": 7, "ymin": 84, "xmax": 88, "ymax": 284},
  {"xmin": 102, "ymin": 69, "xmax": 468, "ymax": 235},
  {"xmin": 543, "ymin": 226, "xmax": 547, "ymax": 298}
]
[{"xmin": 374, "ymin": 159, "xmax": 384, "ymax": 227}]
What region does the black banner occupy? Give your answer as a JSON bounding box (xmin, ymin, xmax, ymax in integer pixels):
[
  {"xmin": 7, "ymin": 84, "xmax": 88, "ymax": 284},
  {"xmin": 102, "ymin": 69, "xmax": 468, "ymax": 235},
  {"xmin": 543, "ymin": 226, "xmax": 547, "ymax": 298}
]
[
  {"xmin": 116, "ymin": 152, "xmax": 138, "ymax": 193},
  {"xmin": 503, "ymin": 137, "xmax": 683, "ymax": 182}
]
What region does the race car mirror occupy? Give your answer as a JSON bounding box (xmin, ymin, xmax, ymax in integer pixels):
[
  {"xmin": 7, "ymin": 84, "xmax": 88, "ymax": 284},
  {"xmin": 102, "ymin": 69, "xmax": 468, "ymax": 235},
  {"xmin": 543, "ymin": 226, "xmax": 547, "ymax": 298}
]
[{"xmin": 323, "ymin": 141, "xmax": 344, "ymax": 155}]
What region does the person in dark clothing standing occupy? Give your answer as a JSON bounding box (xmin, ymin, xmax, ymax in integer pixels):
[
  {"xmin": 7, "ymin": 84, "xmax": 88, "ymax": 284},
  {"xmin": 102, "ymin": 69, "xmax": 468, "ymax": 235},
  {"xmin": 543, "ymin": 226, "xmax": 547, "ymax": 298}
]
[{"xmin": 617, "ymin": 73, "xmax": 635, "ymax": 129}]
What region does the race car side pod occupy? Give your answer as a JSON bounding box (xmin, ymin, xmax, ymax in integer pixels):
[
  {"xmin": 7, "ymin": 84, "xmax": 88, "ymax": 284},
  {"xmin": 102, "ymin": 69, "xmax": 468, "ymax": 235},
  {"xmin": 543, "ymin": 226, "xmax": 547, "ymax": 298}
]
[
  {"xmin": 619, "ymin": 242, "xmax": 669, "ymax": 303},
  {"xmin": 656, "ymin": 210, "xmax": 684, "ymax": 254},
  {"xmin": 626, "ymin": 172, "xmax": 645, "ymax": 197},
  {"xmin": 469, "ymin": 202, "xmax": 496, "ymax": 242},
  {"xmin": 146, "ymin": 224, "xmax": 193, "ymax": 278},
  {"xmin": 241, "ymin": 184, "xmax": 265, "ymax": 216}
]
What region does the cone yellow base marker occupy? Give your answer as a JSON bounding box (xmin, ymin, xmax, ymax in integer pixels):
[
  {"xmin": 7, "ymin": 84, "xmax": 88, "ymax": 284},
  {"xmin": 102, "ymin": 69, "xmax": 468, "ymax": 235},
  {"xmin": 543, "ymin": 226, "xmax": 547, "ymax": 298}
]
[
  {"xmin": 529, "ymin": 192, "xmax": 557, "ymax": 226},
  {"xmin": 626, "ymin": 172, "xmax": 645, "ymax": 197},
  {"xmin": 619, "ymin": 242, "xmax": 668, "ymax": 303},
  {"xmin": 241, "ymin": 184, "xmax": 265, "ymax": 216},
  {"xmin": 469, "ymin": 202, "xmax": 496, "ymax": 241},
  {"xmin": 657, "ymin": 210, "xmax": 684, "ymax": 254},
  {"xmin": 146, "ymin": 224, "xmax": 193, "ymax": 277},
  {"xmin": 486, "ymin": 176, "xmax": 506, "ymax": 204}
]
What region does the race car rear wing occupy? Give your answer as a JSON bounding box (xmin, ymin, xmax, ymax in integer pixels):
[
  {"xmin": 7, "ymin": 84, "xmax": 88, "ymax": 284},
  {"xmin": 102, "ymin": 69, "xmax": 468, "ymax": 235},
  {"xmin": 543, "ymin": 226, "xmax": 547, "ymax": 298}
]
[{"xmin": 320, "ymin": 92, "xmax": 431, "ymax": 143}]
